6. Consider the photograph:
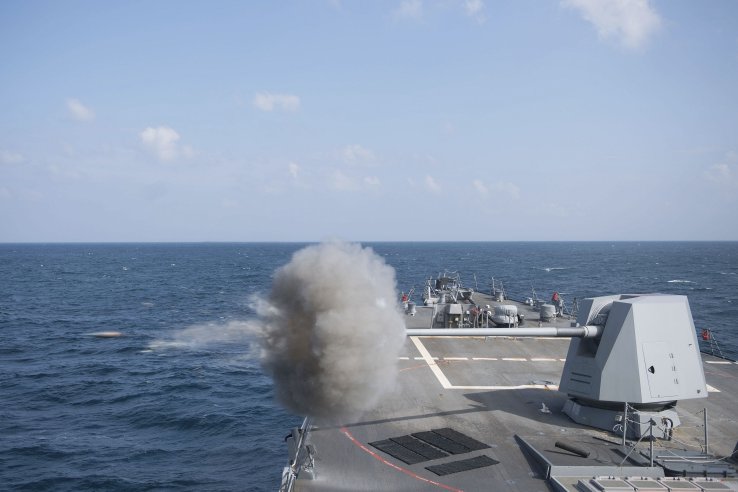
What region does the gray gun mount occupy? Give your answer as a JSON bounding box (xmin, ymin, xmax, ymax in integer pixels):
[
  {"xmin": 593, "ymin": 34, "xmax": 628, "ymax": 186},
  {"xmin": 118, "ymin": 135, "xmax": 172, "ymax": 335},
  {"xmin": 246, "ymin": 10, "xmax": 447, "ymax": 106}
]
[
  {"xmin": 405, "ymin": 294, "xmax": 707, "ymax": 439},
  {"xmin": 560, "ymin": 294, "xmax": 706, "ymax": 439}
]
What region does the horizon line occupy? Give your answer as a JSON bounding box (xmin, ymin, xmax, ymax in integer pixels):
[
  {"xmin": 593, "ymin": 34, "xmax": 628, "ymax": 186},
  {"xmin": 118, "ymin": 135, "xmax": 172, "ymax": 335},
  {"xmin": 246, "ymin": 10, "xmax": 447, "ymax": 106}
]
[{"xmin": 2, "ymin": 239, "xmax": 738, "ymax": 245}]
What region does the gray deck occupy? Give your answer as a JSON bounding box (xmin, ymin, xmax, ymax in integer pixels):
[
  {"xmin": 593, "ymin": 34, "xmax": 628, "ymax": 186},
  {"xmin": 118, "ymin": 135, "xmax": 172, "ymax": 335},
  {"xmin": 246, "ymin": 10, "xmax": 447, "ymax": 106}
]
[{"xmin": 293, "ymin": 293, "xmax": 738, "ymax": 491}]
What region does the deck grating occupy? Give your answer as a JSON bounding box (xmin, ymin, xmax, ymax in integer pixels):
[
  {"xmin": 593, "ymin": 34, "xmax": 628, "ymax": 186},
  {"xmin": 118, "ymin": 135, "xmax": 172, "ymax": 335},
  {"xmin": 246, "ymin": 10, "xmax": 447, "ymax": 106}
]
[
  {"xmin": 368, "ymin": 439, "xmax": 427, "ymax": 465},
  {"xmin": 431, "ymin": 427, "xmax": 490, "ymax": 451},
  {"xmin": 389, "ymin": 435, "xmax": 449, "ymax": 460},
  {"xmin": 425, "ymin": 455, "xmax": 499, "ymax": 476},
  {"xmin": 412, "ymin": 431, "xmax": 471, "ymax": 455},
  {"xmin": 370, "ymin": 428, "xmax": 494, "ymax": 469}
]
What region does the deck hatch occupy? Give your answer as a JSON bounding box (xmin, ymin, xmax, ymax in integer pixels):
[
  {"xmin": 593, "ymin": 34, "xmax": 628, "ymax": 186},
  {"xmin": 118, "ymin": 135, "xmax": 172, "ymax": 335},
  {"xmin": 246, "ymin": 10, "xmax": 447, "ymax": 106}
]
[
  {"xmin": 425, "ymin": 455, "xmax": 499, "ymax": 476},
  {"xmin": 389, "ymin": 435, "xmax": 449, "ymax": 460},
  {"xmin": 368, "ymin": 439, "xmax": 427, "ymax": 465}
]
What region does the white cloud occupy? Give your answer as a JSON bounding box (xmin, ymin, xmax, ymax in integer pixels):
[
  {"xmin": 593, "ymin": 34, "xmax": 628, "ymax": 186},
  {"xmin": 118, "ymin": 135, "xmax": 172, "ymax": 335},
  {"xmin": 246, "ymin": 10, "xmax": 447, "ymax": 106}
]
[
  {"xmin": 329, "ymin": 170, "xmax": 381, "ymax": 191},
  {"xmin": 288, "ymin": 162, "xmax": 300, "ymax": 179},
  {"xmin": 364, "ymin": 176, "xmax": 381, "ymax": 187},
  {"xmin": 490, "ymin": 181, "xmax": 520, "ymax": 199},
  {"xmin": 705, "ymin": 151, "xmax": 738, "ymax": 187},
  {"xmin": 541, "ymin": 201, "xmax": 570, "ymax": 218},
  {"xmin": 562, "ymin": 0, "xmax": 662, "ymax": 50},
  {"xmin": 708, "ymin": 163, "xmax": 731, "ymax": 181},
  {"xmin": 66, "ymin": 98, "xmax": 95, "ymax": 121},
  {"xmin": 253, "ymin": 92, "xmax": 301, "ymax": 112},
  {"xmin": 342, "ymin": 144, "xmax": 376, "ymax": 165},
  {"xmin": 0, "ymin": 150, "xmax": 24, "ymax": 164},
  {"xmin": 182, "ymin": 145, "xmax": 195, "ymax": 159},
  {"xmin": 140, "ymin": 126, "xmax": 186, "ymax": 161},
  {"xmin": 472, "ymin": 179, "xmax": 488, "ymax": 194},
  {"xmin": 394, "ymin": 0, "xmax": 423, "ymax": 20},
  {"xmin": 473, "ymin": 179, "xmax": 519, "ymax": 198},
  {"xmin": 464, "ymin": 0, "xmax": 486, "ymax": 23},
  {"xmin": 394, "ymin": 0, "xmax": 486, "ymax": 24},
  {"xmin": 425, "ymin": 175, "xmax": 441, "ymax": 192},
  {"xmin": 331, "ymin": 169, "xmax": 357, "ymax": 190}
]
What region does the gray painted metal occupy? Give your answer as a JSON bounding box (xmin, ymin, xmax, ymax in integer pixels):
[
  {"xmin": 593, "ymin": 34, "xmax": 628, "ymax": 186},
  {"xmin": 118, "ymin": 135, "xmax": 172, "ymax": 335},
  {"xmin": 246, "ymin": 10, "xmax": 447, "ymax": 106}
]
[
  {"xmin": 560, "ymin": 294, "xmax": 707, "ymax": 404},
  {"xmin": 405, "ymin": 325, "xmax": 603, "ymax": 338},
  {"xmin": 285, "ymin": 288, "xmax": 738, "ymax": 491}
]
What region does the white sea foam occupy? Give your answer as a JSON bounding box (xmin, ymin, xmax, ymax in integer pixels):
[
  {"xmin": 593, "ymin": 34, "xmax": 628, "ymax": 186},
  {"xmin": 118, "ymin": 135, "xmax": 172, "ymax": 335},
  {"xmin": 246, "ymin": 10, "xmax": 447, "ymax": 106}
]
[
  {"xmin": 87, "ymin": 331, "xmax": 123, "ymax": 338},
  {"xmin": 667, "ymin": 279, "xmax": 693, "ymax": 283}
]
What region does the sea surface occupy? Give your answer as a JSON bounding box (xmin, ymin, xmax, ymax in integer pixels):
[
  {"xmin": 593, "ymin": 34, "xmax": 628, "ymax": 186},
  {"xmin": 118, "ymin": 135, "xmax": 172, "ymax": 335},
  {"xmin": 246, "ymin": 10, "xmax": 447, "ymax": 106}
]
[{"xmin": 1, "ymin": 242, "xmax": 737, "ymax": 491}]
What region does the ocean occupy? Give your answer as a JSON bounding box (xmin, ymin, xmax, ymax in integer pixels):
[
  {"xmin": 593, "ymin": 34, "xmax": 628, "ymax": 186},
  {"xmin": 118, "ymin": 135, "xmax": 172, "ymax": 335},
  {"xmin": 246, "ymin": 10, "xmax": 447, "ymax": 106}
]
[{"xmin": 1, "ymin": 242, "xmax": 737, "ymax": 491}]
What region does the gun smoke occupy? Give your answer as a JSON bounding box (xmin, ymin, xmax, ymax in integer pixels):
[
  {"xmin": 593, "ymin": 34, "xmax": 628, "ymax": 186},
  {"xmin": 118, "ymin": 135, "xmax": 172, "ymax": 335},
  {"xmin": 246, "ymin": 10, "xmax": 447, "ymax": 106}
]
[{"xmin": 255, "ymin": 242, "xmax": 406, "ymax": 422}]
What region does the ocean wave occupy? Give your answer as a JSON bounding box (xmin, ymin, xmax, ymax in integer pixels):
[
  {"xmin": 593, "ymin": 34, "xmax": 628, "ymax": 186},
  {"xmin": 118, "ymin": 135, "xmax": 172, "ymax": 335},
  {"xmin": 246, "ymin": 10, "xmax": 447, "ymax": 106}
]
[
  {"xmin": 6, "ymin": 443, "xmax": 77, "ymax": 460},
  {"xmin": 667, "ymin": 279, "xmax": 693, "ymax": 283},
  {"xmin": 18, "ymin": 371, "xmax": 57, "ymax": 380},
  {"xmin": 160, "ymin": 380, "xmax": 212, "ymax": 392},
  {"xmin": 123, "ymin": 407, "xmax": 242, "ymax": 435},
  {"xmin": 0, "ymin": 346, "xmax": 25, "ymax": 356},
  {"xmin": 16, "ymin": 475, "xmax": 156, "ymax": 492}
]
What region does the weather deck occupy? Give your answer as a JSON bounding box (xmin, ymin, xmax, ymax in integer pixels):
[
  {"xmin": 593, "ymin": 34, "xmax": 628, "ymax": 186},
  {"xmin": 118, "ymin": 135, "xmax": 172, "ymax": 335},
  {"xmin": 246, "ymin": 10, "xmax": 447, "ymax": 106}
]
[{"xmin": 291, "ymin": 293, "xmax": 738, "ymax": 491}]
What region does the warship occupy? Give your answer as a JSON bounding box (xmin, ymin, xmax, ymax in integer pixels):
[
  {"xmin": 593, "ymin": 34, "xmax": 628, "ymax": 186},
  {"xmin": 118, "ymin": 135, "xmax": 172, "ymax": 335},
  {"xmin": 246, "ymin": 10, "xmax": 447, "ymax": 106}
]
[{"xmin": 280, "ymin": 273, "xmax": 738, "ymax": 491}]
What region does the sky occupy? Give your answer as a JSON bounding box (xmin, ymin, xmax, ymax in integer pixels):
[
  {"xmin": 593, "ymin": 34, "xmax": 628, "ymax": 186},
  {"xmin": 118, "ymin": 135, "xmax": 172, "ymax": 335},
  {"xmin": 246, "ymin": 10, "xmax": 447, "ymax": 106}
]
[{"xmin": 1, "ymin": 0, "xmax": 737, "ymax": 242}]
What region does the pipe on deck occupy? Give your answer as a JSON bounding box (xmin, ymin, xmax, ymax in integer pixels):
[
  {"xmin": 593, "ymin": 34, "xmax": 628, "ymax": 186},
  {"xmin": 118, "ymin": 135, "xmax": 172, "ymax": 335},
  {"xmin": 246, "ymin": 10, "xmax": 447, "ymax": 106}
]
[{"xmin": 405, "ymin": 325, "xmax": 603, "ymax": 338}]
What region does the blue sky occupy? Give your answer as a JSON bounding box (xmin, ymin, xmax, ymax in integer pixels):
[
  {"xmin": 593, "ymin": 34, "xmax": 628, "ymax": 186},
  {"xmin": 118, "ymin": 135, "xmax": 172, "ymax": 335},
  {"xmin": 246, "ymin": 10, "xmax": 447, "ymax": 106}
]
[{"xmin": 1, "ymin": 0, "xmax": 737, "ymax": 241}]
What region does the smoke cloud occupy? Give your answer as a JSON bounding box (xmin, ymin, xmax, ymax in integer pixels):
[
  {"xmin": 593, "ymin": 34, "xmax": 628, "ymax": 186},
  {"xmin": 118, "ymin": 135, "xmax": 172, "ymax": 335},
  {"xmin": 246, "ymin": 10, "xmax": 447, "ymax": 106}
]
[
  {"xmin": 255, "ymin": 242, "xmax": 406, "ymax": 421},
  {"xmin": 148, "ymin": 320, "xmax": 253, "ymax": 350}
]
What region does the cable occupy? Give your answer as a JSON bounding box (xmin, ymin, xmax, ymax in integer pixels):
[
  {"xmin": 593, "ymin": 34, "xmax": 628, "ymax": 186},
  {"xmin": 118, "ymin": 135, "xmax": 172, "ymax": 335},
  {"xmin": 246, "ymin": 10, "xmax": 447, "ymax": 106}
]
[{"xmin": 657, "ymin": 447, "xmax": 738, "ymax": 464}]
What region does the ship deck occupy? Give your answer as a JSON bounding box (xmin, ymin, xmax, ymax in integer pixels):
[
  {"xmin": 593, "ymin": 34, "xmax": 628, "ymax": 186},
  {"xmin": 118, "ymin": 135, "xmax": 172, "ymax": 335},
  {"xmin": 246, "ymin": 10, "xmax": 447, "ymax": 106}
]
[{"xmin": 293, "ymin": 293, "xmax": 738, "ymax": 491}]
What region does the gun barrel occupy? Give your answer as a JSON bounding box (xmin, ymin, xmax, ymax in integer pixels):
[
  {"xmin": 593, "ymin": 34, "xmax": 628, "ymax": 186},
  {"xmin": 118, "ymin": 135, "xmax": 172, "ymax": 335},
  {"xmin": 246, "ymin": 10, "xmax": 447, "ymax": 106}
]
[{"xmin": 405, "ymin": 325, "xmax": 602, "ymax": 338}]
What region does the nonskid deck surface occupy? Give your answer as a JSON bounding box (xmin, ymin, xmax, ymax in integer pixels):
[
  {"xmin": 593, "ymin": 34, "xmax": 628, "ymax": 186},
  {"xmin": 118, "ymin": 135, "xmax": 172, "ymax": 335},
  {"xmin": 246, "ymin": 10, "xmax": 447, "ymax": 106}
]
[
  {"xmin": 296, "ymin": 336, "xmax": 572, "ymax": 491},
  {"xmin": 294, "ymin": 295, "xmax": 738, "ymax": 491}
]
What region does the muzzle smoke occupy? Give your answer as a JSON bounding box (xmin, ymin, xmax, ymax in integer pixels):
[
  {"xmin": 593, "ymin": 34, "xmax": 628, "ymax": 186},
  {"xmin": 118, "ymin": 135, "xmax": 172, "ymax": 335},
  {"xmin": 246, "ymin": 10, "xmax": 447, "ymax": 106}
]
[{"xmin": 255, "ymin": 242, "xmax": 406, "ymax": 421}]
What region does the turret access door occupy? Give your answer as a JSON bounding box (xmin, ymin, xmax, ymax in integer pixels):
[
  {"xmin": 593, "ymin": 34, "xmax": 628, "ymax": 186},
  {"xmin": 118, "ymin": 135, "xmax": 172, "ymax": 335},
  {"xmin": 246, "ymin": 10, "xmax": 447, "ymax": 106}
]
[{"xmin": 642, "ymin": 342, "xmax": 679, "ymax": 399}]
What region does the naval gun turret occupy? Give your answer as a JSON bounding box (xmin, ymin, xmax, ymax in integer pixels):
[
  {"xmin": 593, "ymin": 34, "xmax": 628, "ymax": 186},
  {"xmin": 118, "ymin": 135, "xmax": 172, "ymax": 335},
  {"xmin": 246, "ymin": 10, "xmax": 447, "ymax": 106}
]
[
  {"xmin": 559, "ymin": 294, "xmax": 707, "ymax": 439},
  {"xmin": 406, "ymin": 294, "xmax": 708, "ymax": 439}
]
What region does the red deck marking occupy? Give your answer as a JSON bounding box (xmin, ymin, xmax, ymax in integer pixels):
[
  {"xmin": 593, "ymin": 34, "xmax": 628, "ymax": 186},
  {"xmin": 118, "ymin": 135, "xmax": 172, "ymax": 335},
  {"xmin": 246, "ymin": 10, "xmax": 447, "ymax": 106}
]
[{"xmin": 340, "ymin": 427, "xmax": 463, "ymax": 492}]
